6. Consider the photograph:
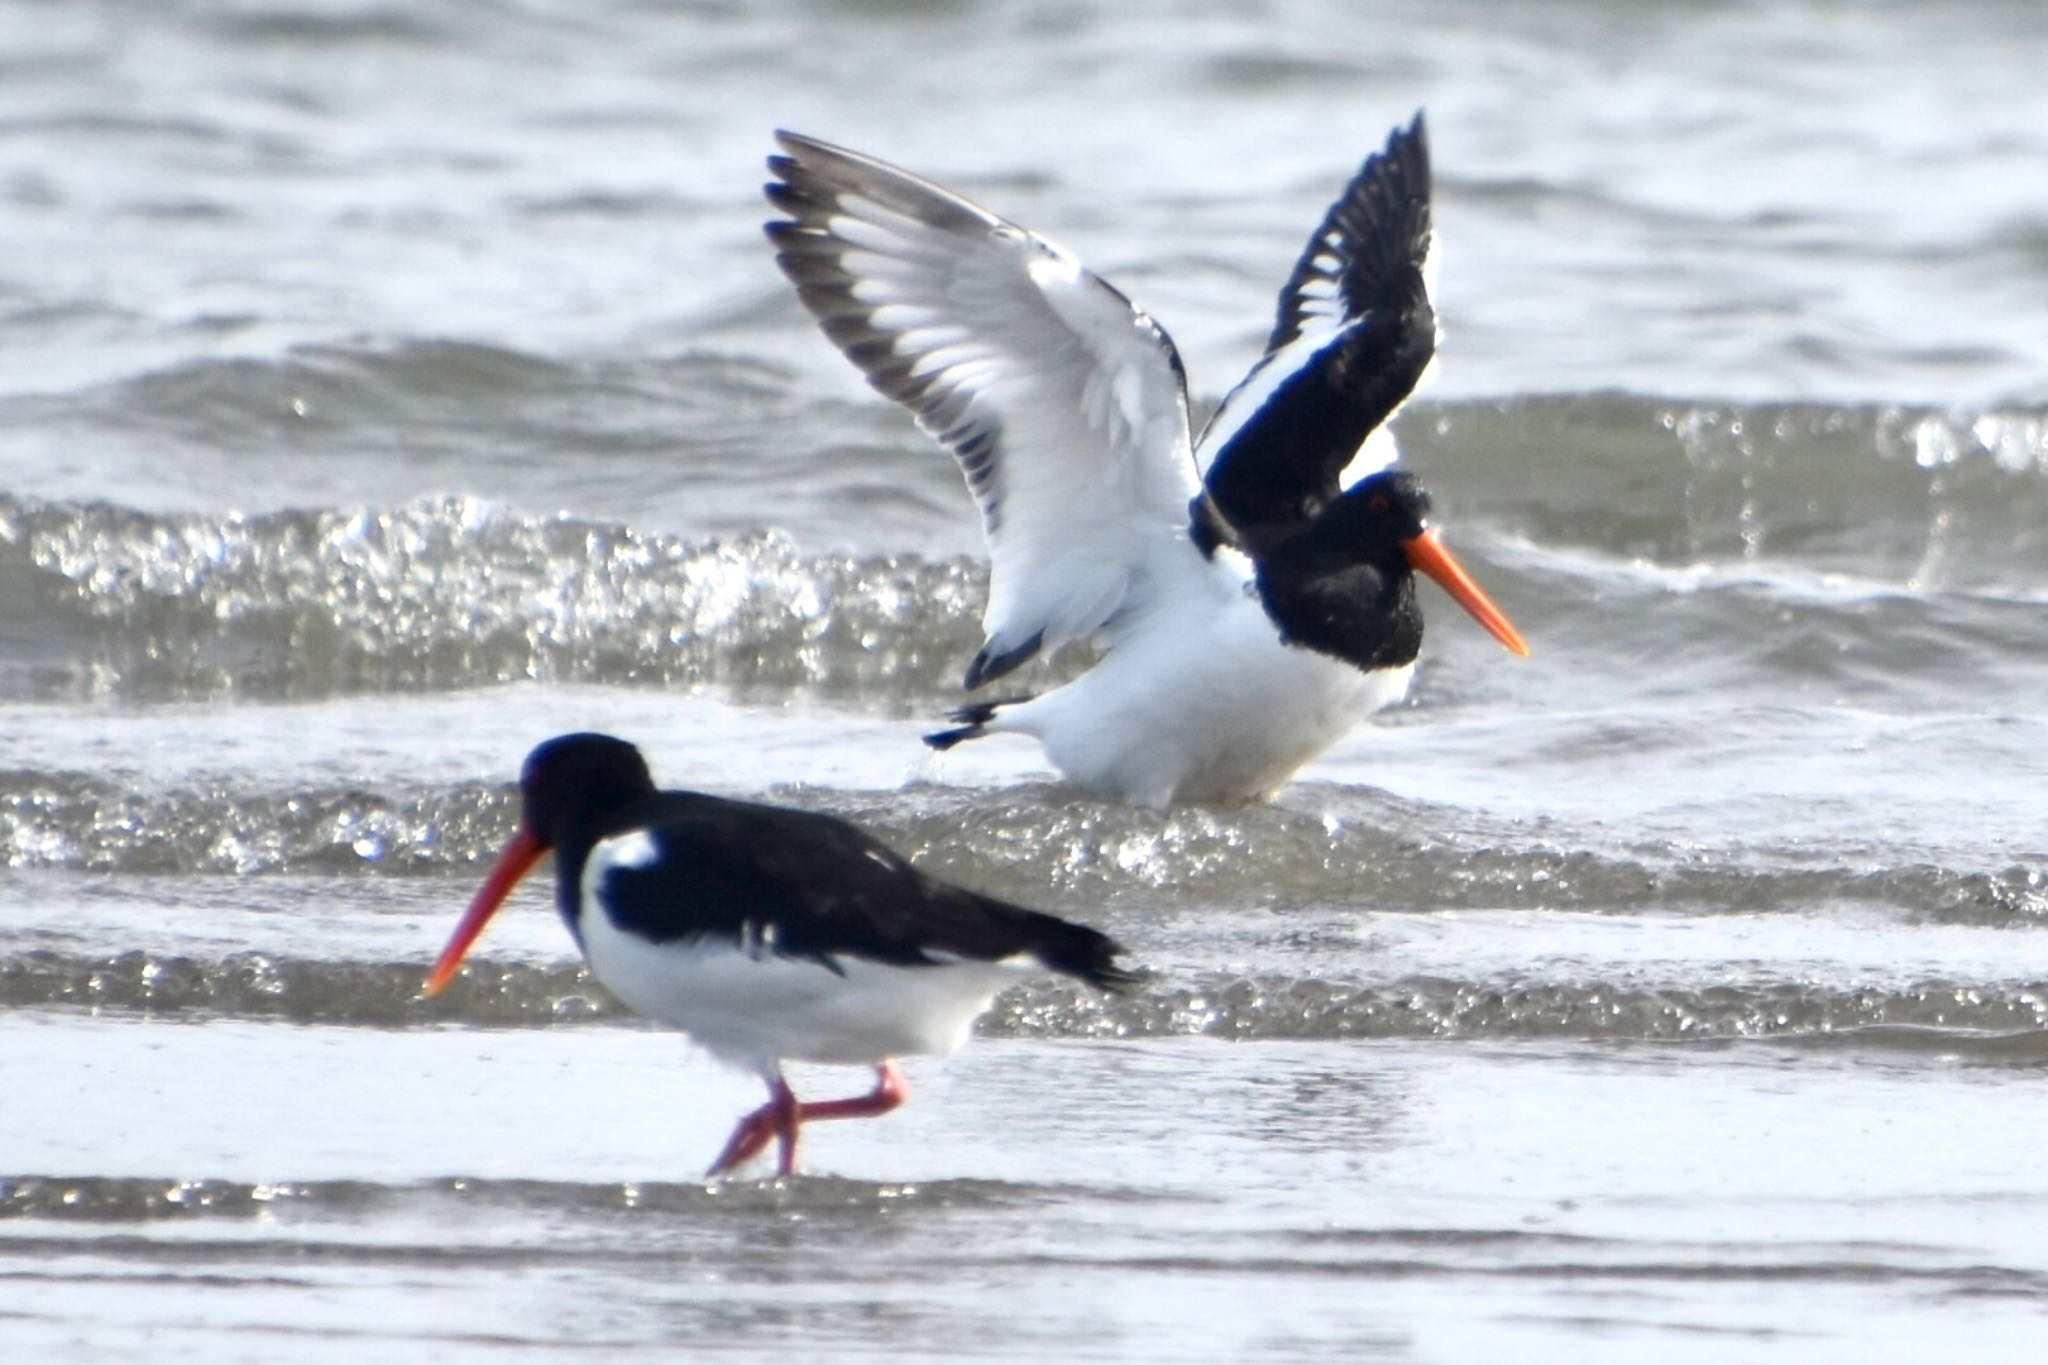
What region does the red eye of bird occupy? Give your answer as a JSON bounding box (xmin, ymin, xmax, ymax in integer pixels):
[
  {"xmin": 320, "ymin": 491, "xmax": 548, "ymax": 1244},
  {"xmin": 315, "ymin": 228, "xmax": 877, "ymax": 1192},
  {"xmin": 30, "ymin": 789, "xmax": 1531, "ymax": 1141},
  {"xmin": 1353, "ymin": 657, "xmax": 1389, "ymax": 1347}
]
[{"xmin": 1368, "ymin": 493, "xmax": 1391, "ymax": 514}]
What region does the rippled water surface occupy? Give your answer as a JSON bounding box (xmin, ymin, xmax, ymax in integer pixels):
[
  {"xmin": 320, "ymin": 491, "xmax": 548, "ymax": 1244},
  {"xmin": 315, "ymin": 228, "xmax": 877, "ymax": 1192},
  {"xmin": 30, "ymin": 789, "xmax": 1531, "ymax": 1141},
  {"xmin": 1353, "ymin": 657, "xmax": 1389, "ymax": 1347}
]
[{"xmin": 4, "ymin": 1, "xmax": 2047, "ymax": 1360}]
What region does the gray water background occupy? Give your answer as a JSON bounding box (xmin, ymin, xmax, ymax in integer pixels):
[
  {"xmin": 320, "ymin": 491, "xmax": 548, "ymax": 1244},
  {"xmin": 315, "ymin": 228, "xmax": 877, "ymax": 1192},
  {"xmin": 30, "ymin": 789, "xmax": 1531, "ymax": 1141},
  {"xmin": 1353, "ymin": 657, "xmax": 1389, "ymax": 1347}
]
[{"xmin": 4, "ymin": 1, "xmax": 2048, "ymax": 1360}]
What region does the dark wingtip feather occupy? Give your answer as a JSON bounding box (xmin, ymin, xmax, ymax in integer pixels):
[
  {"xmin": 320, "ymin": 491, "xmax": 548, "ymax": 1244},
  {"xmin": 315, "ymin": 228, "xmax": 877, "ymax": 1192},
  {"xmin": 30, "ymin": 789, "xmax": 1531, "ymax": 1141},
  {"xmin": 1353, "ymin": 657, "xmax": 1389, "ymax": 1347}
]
[
  {"xmin": 962, "ymin": 630, "xmax": 1044, "ymax": 690},
  {"xmin": 1262, "ymin": 113, "xmax": 1433, "ymax": 355},
  {"xmin": 923, "ymin": 722, "xmax": 981, "ymax": 752},
  {"xmin": 922, "ymin": 693, "xmax": 1034, "ymax": 750},
  {"xmin": 924, "ymin": 704, "xmax": 993, "ymax": 749}
]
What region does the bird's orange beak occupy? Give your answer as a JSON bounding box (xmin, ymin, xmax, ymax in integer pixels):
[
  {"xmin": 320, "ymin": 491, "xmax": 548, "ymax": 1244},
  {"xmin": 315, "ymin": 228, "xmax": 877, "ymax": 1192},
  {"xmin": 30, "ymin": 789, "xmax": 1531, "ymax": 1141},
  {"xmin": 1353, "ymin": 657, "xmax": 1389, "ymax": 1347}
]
[
  {"xmin": 424, "ymin": 828, "xmax": 548, "ymax": 996},
  {"xmin": 1401, "ymin": 529, "xmax": 1530, "ymax": 658}
]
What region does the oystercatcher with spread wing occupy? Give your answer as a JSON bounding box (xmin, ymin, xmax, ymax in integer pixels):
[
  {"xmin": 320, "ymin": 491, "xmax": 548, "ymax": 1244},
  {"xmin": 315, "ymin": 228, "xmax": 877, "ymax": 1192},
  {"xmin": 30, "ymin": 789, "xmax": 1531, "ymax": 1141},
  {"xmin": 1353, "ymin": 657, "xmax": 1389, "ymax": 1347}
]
[{"xmin": 765, "ymin": 114, "xmax": 1528, "ymax": 808}]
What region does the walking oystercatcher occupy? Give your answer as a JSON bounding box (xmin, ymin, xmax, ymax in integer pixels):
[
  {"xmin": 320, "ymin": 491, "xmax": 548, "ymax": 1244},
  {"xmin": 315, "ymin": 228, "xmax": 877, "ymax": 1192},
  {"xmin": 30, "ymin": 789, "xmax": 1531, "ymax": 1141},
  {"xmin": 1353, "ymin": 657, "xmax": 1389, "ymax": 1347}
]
[
  {"xmin": 424, "ymin": 732, "xmax": 1133, "ymax": 1177},
  {"xmin": 765, "ymin": 114, "xmax": 1528, "ymax": 808}
]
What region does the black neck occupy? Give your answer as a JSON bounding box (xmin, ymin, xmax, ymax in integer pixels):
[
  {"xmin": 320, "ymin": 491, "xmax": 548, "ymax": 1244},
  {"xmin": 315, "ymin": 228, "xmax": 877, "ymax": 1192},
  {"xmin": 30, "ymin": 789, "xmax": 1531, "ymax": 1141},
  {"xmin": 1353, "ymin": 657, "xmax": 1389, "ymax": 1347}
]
[
  {"xmin": 543, "ymin": 795, "xmax": 662, "ymax": 945},
  {"xmin": 1253, "ymin": 527, "xmax": 1423, "ymax": 670}
]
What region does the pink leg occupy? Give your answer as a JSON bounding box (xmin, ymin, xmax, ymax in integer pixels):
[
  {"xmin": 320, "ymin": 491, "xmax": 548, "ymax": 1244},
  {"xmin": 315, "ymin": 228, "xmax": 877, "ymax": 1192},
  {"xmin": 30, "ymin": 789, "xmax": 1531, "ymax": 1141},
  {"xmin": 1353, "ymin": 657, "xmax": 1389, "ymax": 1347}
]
[
  {"xmin": 706, "ymin": 1075, "xmax": 799, "ymax": 1178},
  {"xmin": 793, "ymin": 1061, "xmax": 909, "ymax": 1127},
  {"xmin": 703, "ymin": 1063, "xmax": 910, "ymax": 1179}
]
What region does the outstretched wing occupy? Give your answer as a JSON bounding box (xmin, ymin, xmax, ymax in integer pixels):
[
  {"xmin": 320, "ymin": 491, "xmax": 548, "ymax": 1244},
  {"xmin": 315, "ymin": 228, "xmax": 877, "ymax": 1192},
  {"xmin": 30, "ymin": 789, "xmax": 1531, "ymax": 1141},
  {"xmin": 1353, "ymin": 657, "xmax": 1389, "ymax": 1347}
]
[
  {"xmin": 766, "ymin": 132, "xmax": 1203, "ymax": 689},
  {"xmin": 1193, "ymin": 113, "xmax": 1438, "ymax": 553}
]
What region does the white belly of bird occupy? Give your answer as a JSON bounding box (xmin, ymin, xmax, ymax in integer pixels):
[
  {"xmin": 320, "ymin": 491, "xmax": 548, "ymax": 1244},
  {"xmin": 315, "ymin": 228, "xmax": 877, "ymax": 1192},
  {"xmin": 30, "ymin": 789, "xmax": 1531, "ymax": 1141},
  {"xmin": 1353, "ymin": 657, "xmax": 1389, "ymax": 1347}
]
[
  {"xmin": 575, "ymin": 873, "xmax": 1027, "ymax": 1078},
  {"xmin": 1009, "ymin": 584, "xmax": 1416, "ymax": 807}
]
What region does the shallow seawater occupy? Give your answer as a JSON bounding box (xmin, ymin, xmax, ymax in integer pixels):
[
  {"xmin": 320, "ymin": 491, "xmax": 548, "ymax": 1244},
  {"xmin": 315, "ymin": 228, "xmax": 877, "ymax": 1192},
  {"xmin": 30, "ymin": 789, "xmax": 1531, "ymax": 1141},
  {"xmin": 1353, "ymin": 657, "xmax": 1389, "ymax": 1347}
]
[
  {"xmin": 11, "ymin": 1023, "xmax": 2048, "ymax": 1361},
  {"xmin": 4, "ymin": 0, "xmax": 2048, "ymax": 1360}
]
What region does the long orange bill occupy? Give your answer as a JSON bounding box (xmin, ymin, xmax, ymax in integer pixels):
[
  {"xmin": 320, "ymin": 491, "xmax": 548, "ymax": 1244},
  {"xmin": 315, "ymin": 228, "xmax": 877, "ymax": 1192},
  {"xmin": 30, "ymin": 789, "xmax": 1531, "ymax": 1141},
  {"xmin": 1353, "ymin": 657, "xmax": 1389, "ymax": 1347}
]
[
  {"xmin": 424, "ymin": 829, "xmax": 548, "ymax": 996},
  {"xmin": 1401, "ymin": 529, "xmax": 1531, "ymax": 658}
]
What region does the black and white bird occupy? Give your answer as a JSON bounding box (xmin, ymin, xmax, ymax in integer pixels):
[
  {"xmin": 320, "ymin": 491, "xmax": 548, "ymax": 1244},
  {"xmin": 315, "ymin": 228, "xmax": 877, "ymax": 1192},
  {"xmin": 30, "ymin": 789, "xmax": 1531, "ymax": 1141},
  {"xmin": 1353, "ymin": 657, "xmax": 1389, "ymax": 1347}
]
[
  {"xmin": 765, "ymin": 113, "xmax": 1528, "ymax": 809},
  {"xmin": 425, "ymin": 732, "xmax": 1133, "ymax": 1178}
]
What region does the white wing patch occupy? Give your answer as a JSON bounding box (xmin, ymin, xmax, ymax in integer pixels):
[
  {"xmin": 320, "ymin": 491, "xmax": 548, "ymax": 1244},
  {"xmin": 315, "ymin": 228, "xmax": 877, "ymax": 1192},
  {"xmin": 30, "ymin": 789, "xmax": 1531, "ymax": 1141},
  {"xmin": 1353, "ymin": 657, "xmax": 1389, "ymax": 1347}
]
[{"xmin": 768, "ymin": 133, "xmax": 1207, "ymax": 675}]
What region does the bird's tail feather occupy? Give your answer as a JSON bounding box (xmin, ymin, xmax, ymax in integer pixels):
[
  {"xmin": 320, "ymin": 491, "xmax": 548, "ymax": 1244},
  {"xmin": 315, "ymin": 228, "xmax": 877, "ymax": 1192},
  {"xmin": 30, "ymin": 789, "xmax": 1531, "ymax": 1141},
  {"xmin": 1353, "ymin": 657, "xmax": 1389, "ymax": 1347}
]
[
  {"xmin": 1028, "ymin": 915, "xmax": 1138, "ymax": 993},
  {"xmin": 922, "ymin": 694, "xmax": 1033, "ymax": 751}
]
